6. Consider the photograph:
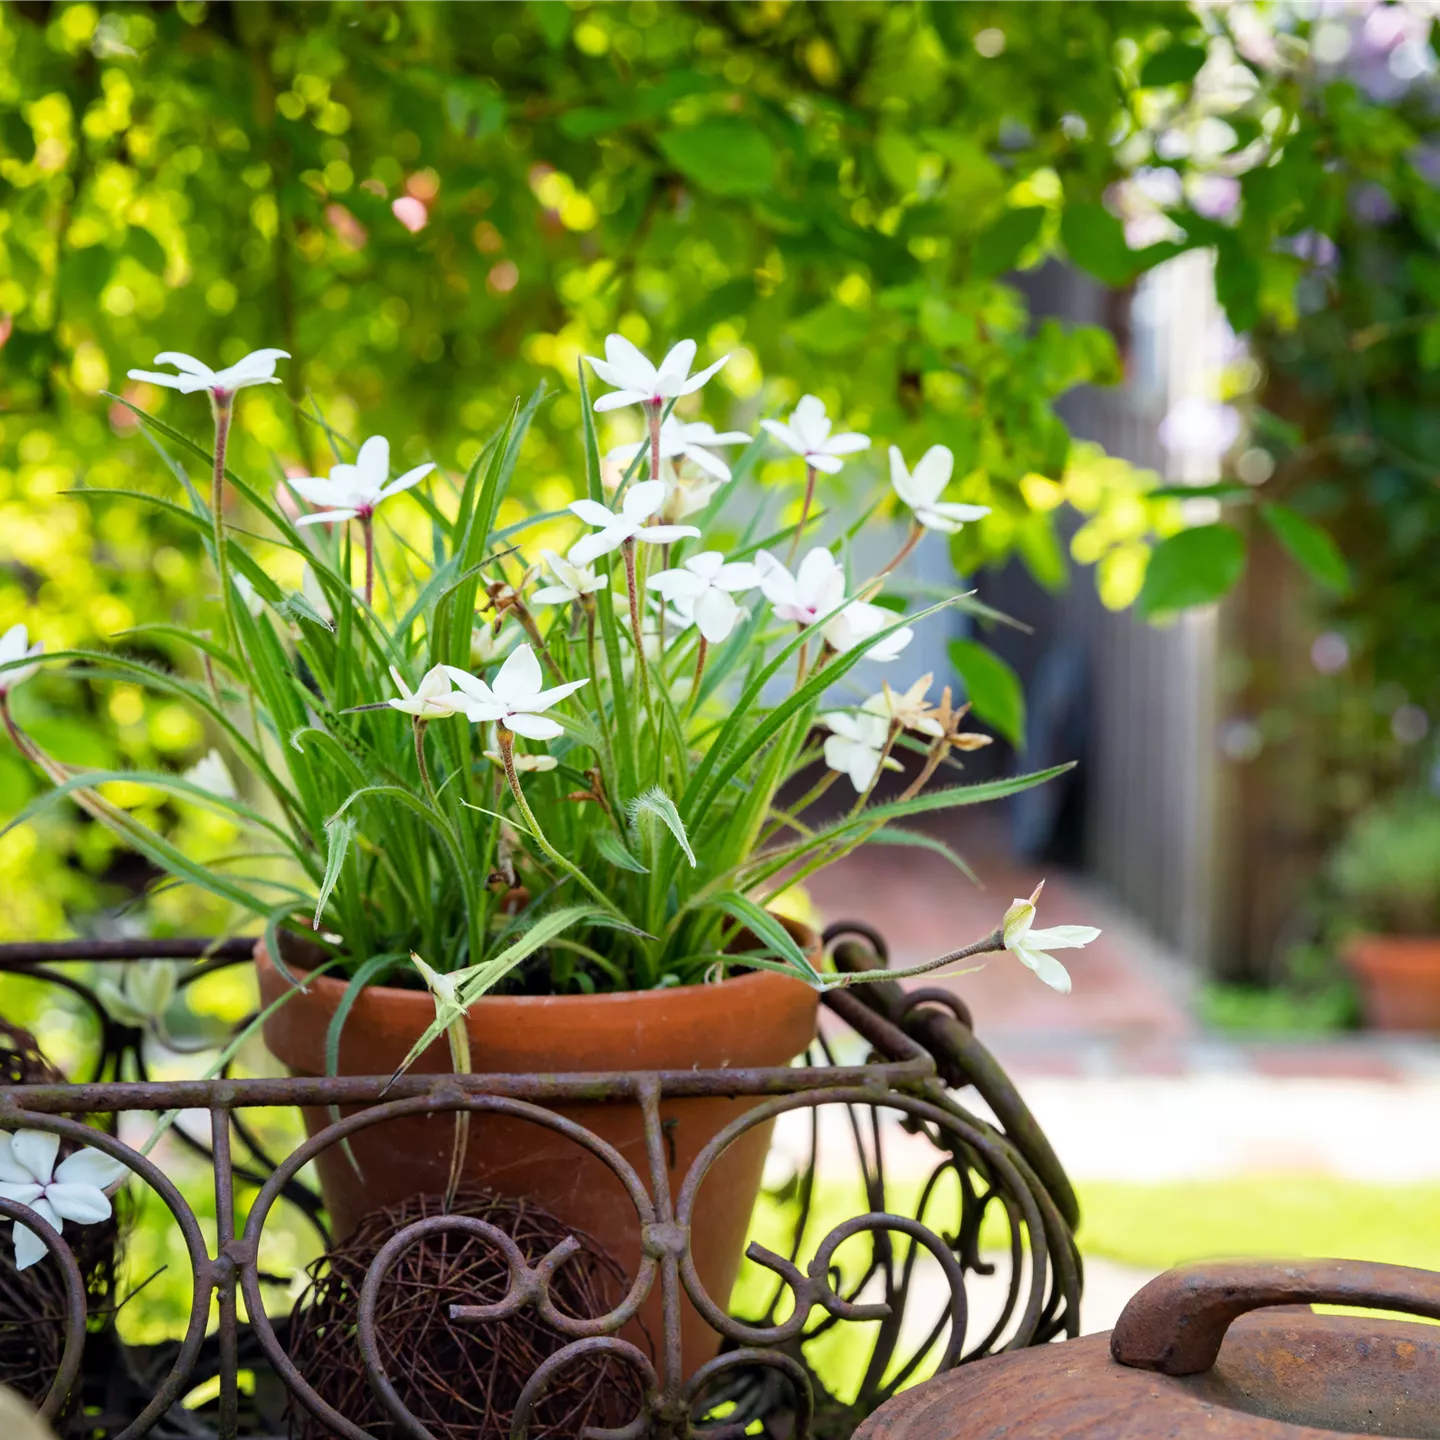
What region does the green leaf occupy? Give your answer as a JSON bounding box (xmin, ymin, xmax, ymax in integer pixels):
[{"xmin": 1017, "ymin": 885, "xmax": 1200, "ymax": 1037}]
[
  {"xmin": 658, "ymin": 119, "xmax": 779, "ymax": 197},
  {"xmin": 1137, "ymin": 524, "xmax": 1246, "ymax": 616},
  {"xmin": 595, "ymin": 830, "xmax": 649, "ymax": 874},
  {"xmin": 628, "ymin": 786, "xmax": 696, "ymax": 868},
  {"xmin": 713, "ymin": 893, "xmax": 820, "ymax": 982},
  {"xmin": 973, "ymin": 206, "xmax": 1047, "ymax": 278},
  {"xmin": 948, "ymin": 639, "xmax": 1027, "ymax": 748},
  {"xmin": 1140, "ymin": 41, "xmax": 1209, "ymax": 88},
  {"xmin": 1060, "ymin": 202, "xmax": 1135, "ymax": 287},
  {"xmin": 863, "ymin": 826, "xmax": 978, "ymax": 884},
  {"xmin": 314, "ymin": 815, "xmax": 358, "ymax": 927},
  {"xmin": 1261, "ymin": 503, "xmax": 1351, "ymax": 595}
]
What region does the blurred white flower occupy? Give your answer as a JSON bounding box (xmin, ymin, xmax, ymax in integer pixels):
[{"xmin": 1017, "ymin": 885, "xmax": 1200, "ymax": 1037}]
[
  {"xmin": 821, "ymin": 712, "xmax": 901, "ymax": 792},
  {"xmin": 567, "ymin": 480, "xmax": 701, "ymax": 566},
  {"xmin": 0, "ymin": 1130, "xmax": 128, "ymax": 1271},
  {"xmin": 291, "ymin": 437, "xmax": 434, "ymax": 526},
  {"xmin": 445, "ymin": 643, "xmax": 588, "ymax": 741},
  {"xmin": 646, "ymin": 551, "xmax": 761, "ymax": 644},
  {"xmin": 484, "ymin": 749, "xmax": 558, "ymax": 773},
  {"xmin": 531, "ymin": 549, "xmax": 610, "ymax": 606},
  {"xmin": 94, "ymin": 960, "xmax": 178, "ymax": 1029},
  {"xmin": 607, "ymin": 417, "xmax": 752, "ymax": 482},
  {"xmin": 183, "ymin": 748, "xmax": 237, "ymax": 800},
  {"xmin": 584, "ymin": 336, "xmax": 730, "ymax": 413},
  {"xmin": 761, "ymin": 396, "xmax": 870, "ymax": 474},
  {"xmin": 1158, "ymin": 396, "xmax": 1241, "ymax": 455},
  {"xmin": 889, "ymin": 446, "xmax": 991, "ymax": 533},
  {"xmin": 827, "ymin": 600, "xmax": 914, "ymax": 661},
  {"xmin": 862, "ymin": 675, "xmax": 944, "ymax": 737},
  {"xmin": 471, "ymin": 622, "xmax": 521, "ymax": 668},
  {"xmin": 1002, "ymin": 882, "xmax": 1100, "ymax": 994},
  {"xmin": 387, "ymin": 664, "xmax": 467, "ymax": 719},
  {"xmin": 0, "ymin": 624, "xmax": 43, "ymax": 696},
  {"xmin": 127, "ymin": 349, "xmax": 289, "ymax": 399}
]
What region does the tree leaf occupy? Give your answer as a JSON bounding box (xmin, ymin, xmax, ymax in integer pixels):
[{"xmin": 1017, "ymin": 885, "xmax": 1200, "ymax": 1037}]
[
  {"xmin": 1140, "ymin": 41, "xmax": 1209, "ymax": 88},
  {"xmin": 973, "ymin": 206, "xmax": 1047, "ymax": 278},
  {"xmin": 1137, "ymin": 523, "xmax": 1246, "ymax": 616},
  {"xmin": 658, "ymin": 119, "xmax": 779, "ymax": 197},
  {"xmin": 1060, "ymin": 202, "xmax": 1135, "ymax": 287},
  {"xmin": 948, "ymin": 639, "xmax": 1026, "ymax": 747},
  {"xmin": 1261, "ymin": 502, "xmax": 1351, "ymax": 595},
  {"xmin": 628, "ymin": 786, "xmax": 696, "ymax": 867}
]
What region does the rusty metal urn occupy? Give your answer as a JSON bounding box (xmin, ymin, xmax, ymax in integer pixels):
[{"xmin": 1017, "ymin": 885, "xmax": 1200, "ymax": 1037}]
[{"xmin": 855, "ymin": 1259, "xmax": 1440, "ymax": 1439}]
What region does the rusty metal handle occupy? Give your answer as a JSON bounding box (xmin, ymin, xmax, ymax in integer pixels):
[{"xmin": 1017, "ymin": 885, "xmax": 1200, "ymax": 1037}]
[{"xmin": 1112, "ymin": 1259, "xmax": 1440, "ymax": 1375}]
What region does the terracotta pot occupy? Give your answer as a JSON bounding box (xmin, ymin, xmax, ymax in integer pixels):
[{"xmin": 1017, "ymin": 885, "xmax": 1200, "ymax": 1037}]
[
  {"xmin": 255, "ymin": 931, "xmax": 819, "ymax": 1377},
  {"xmin": 1343, "ymin": 933, "xmax": 1440, "ymax": 1032}
]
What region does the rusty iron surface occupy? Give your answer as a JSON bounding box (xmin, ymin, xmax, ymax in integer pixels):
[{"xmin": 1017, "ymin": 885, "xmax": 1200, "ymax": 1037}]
[
  {"xmin": 0, "ymin": 923, "xmax": 1082, "ymax": 1439},
  {"xmin": 856, "ymin": 1258, "xmax": 1440, "ymax": 1440}
]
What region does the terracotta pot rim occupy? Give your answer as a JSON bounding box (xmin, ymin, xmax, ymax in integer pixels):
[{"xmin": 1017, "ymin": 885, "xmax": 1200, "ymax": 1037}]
[{"xmin": 253, "ymin": 917, "xmax": 821, "ymax": 1010}]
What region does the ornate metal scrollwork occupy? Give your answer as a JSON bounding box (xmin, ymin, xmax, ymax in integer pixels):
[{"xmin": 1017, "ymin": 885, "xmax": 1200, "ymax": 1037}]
[{"xmin": 0, "ymin": 924, "xmax": 1080, "ymax": 1439}]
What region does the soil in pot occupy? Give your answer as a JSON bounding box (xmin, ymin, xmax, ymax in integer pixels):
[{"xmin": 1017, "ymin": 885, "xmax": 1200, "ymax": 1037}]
[
  {"xmin": 256, "ymin": 931, "xmax": 820, "ymax": 1380},
  {"xmin": 1344, "ymin": 934, "xmax": 1440, "ymax": 1031}
]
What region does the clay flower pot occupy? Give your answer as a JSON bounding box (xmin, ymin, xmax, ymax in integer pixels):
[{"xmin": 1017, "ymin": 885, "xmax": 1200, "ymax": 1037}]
[
  {"xmin": 255, "ymin": 928, "xmax": 820, "ymax": 1376},
  {"xmin": 1343, "ymin": 934, "xmax": 1440, "ymax": 1032}
]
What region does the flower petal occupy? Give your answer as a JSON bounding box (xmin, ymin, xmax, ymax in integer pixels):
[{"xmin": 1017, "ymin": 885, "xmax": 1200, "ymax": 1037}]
[
  {"xmin": 1017, "ymin": 945, "xmax": 1073, "ymax": 994},
  {"xmin": 593, "ymin": 389, "xmax": 647, "ymax": 412},
  {"xmin": 152, "ymin": 352, "xmax": 215, "ymax": 377},
  {"xmin": 677, "ymin": 352, "xmax": 729, "ymax": 394},
  {"xmin": 1025, "ymin": 924, "xmax": 1102, "ymax": 951},
  {"xmin": 353, "ymin": 435, "xmax": 390, "ymax": 492},
  {"xmin": 0, "ymin": 1181, "xmax": 43, "ymax": 1205},
  {"xmin": 126, "ymin": 368, "xmax": 208, "ymax": 393},
  {"xmin": 13, "ymin": 1196, "xmax": 60, "ymax": 1271},
  {"xmin": 909, "ymin": 444, "xmax": 954, "ymax": 502},
  {"xmin": 528, "ymin": 677, "xmax": 589, "ymax": 709},
  {"xmin": 505, "ymin": 711, "xmax": 564, "ymax": 741},
  {"xmin": 584, "ymin": 356, "xmax": 627, "ymax": 389},
  {"xmin": 530, "ymin": 585, "xmax": 577, "ymax": 606},
  {"xmin": 379, "ymin": 462, "xmax": 435, "ymax": 500},
  {"xmin": 822, "ymin": 431, "xmax": 872, "ymax": 456},
  {"xmin": 441, "ymin": 666, "xmax": 497, "ymax": 704},
  {"xmin": 657, "ymin": 338, "xmax": 697, "ymax": 385},
  {"xmin": 46, "ymin": 1183, "xmax": 112, "ymax": 1226},
  {"xmin": 681, "ymin": 443, "xmax": 731, "ymax": 481},
  {"xmin": 0, "ymin": 1134, "xmax": 33, "ymax": 1184},
  {"xmin": 12, "ymin": 1132, "xmax": 58, "ymax": 1186},
  {"xmin": 622, "ymin": 479, "xmax": 668, "ymax": 522},
  {"xmin": 567, "ymin": 531, "xmax": 622, "ymax": 567},
  {"xmin": 53, "ymin": 1147, "xmax": 129, "ymax": 1190},
  {"xmin": 294, "ymin": 509, "xmax": 360, "ymax": 526},
  {"xmin": 759, "ymin": 418, "xmax": 800, "ymax": 454},
  {"xmin": 287, "ymin": 476, "xmax": 342, "ymax": 506},
  {"xmin": 604, "ymin": 333, "xmax": 658, "ymax": 390},
  {"xmin": 492, "ymin": 643, "xmax": 543, "ymax": 704},
  {"xmin": 635, "ymin": 524, "xmax": 701, "ymax": 545},
  {"xmin": 569, "ymin": 498, "xmax": 618, "ymax": 528},
  {"xmin": 694, "ymin": 587, "xmax": 739, "ymax": 644},
  {"xmin": 790, "ymin": 395, "xmax": 831, "ymax": 450},
  {"xmin": 807, "ymin": 452, "xmax": 845, "ymax": 474},
  {"xmin": 715, "ymin": 561, "xmax": 761, "ymax": 591}
]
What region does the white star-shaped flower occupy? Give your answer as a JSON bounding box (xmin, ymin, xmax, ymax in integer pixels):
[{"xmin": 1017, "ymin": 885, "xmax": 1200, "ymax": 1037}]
[
  {"xmin": 530, "ymin": 549, "xmax": 610, "ymax": 606},
  {"xmin": 567, "ymin": 480, "xmax": 701, "ymax": 567},
  {"xmin": 471, "ymin": 622, "xmax": 521, "ymax": 668},
  {"xmin": 126, "ymin": 348, "xmax": 290, "ymax": 399},
  {"xmin": 290, "ymin": 436, "xmax": 434, "ymax": 526},
  {"xmin": 755, "ymin": 548, "xmax": 913, "ymax": 661},
  {"xmin": 862, "ymin": 675, "xmax": 944, "ymax": 736},
  {"xmin": 94, "ymin": 960, "xmax": 178, "ymax": 1029},
  {"xmin": 584, "ymin": 335, "xmax": 730, "ymax": 413},
  {"xmin": 821, "ymin": 712, "xmax": 902, "ymax": 792},
  {"xmin": 761, "ymin": 395, "xmax": 871, "ymax": 474},
  {"xmin": 646, "ymin": 551, "xmax": 760, "ymax": 644},
  {"xmin": 386, "ymin": 664, "xmax": 468, "ymax": 719},
  {"xmin": 444, "ymin": 643, "xmax": 588, "ymax": 740},
  {"xmin": 607, "ymin": 416, "xmax": 752, "ymax": 481},
  {"xmin": 0, "ymin": 1130, "xmax": 129, "ymax": 1271},
  {"xmin": 1002, "ymin": 882, "xmax": 1101, "ymax": 994},
  {"xmin": 0, "ymin": 624, "xmax": 43, "ymax": 695},
  {"xmin": 889, "ymin": 445, "xmax": 992, "ymax": 533}
]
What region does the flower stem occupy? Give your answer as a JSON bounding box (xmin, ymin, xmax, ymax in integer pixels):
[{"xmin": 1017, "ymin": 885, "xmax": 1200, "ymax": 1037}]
[
  {"xmin": 879, "ymin": 521, "xmax": 924, "ymax": 578},
  {"xmin": 647, "ymin": 399, "xmax": 663, "ymax": 490},
  {"xmin": 414, "ymin": 718, "xmax": 437, "ymax": 807},
  {"xmin": 691, "ymin": 636, "xmax": 708, "ymax": 703},
  {"xmin": 850, "ymin": 722, "xmax": 900, "ymax": 816},
  {"xmin": 622, "ymin": 538, "xmax": 651, "ymax": 707},
  {"xmin": 362, "ymin": 516, "xmax": 375, "ymax": 609},
  {"xmin": 497, "ymin": 725, "xmax": 616, "ymax": 914},
  {"xmin": 787, "ymin": 464, "xmax": 817, "ymax": 563},
  {"xmin": 210, "ymin": 394, "xmax": 235, "ymax": 647},
  {"xmin": 824, "ymin": 927, "xmax": 1004, "ymax": 988}
]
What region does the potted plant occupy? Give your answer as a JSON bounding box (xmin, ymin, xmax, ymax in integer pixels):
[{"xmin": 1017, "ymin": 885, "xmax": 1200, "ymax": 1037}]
[
  {"xmin": 0, "ymin": 337, "xmax": 1097, "ymax": 1365},
  {"xmin": 1332, "ymin": 790, "xmax": 1440, "ymax": 1031}
]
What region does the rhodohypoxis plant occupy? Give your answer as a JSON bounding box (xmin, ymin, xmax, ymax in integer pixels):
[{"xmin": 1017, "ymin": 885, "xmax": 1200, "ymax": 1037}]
[
  {"xmin": 0, "ymin": 332, "xmax": 1098, "ymax": 1063},
  {"xmin": 0, "ymin": 1130, "xmax": 129, "ymax": 1271}
]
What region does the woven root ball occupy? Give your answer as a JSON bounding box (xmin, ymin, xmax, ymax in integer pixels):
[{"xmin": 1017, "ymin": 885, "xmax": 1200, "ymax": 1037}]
[
  {"xmin": 0, "ymin": 1021, "xmax": 120, "ymax": 1407},
  {"xmin": 287, "ymin": 1189, "xmax": 648, "ymax": 1440}
]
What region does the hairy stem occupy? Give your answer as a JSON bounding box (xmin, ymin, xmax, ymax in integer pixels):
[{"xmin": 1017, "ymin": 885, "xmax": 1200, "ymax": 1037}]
[
  {"xmin": 824, "ymin": 927, "xmax": 1003, "ymax": 988},
  {"xmin": 879, "ymin": 521, "xmax": 924, "ymax": 578},
  {"xmin": 362, "ymin": 516, "xmax": 375, "ymax": 610},
  {"xmin": 414, "ymin": 718, "xmax": 437, "ymax": 807},
  {"xmin": 788, "ymin": 464, "xmax": 817, "ymax": 563},
  {"xmin": 210, "ymin": 394, "xmax": 235, "ymax": 647}
]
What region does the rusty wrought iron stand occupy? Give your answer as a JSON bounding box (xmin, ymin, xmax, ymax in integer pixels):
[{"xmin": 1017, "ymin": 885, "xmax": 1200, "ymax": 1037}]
[{"xmin": 0, "ymin": 924, "xmax": 1081, "ymax": 1439}]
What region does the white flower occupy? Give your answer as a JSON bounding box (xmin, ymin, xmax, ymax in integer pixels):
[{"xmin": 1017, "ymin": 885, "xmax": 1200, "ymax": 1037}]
[
  {"xmin": 531, "ymin": 550, "xmax": 610, "ymax": 606},
  {"xmin": 1002, "ymin": 882, "xmax": 1101, "ymax": 994},
  {"xmin": 127, "ymin": 348, "xmax": 289, "ymax": 398},
  {"xmin": 584, "ymin": 335, "xmax": 729, "ymax": 413},
  {"xmin": 821, "ymin": 712, "xmax": 902, "ymax": 792},
  {"xmin": 471, "ymin": 622, "xmax": 521, "ymax": 668},
  {"xmin": 0, "ymin": 624, "xmax": 43, "ymax": 695},
  {"xmin": 862, "ymin": 675, "xmax": 944, "ymax": 737},
  {"xmin": 889, "ymin": 446, "xmax": 992, "ymax": 533},
  {"xmin": 444, "ymin": 643, "xmax": 588, "ymax": 741},
  {"xmin": 387, "ymin": 664, "xmax": 467, "ymax": 719},
  {"xmin": 760, "ymin": 395, "xmax": 870, "ymax": 474},
  {"xmin": 290, "ymin": 436, "xmax": 434, "ymax": 526},
  {"xmin": 484, "ymin": 749, "xmax": 558, "ymax": 773},
  {"xmin": 94, "ymin": 960, "xmax": 178, "ymax": 1029},
  {"xmin": 646, "ymin": 551, "xmax": 761, "ymax": 644},
  {"xmin": 183, "ymin": 748, "xmax": 237, "ymax": 799},
  {"xmin": 607, "ymin": 416, "xmax": 752, "ymax": 482},
  {"xmin": 755, "ymin": 549, "xmax": 913, "ymax": 661},
  {"xmin": 567, "ymin": 480, "xmax": 701, "ymax": 567},
  {"xmin": 0, "ymin": 1130, "xmax": 129, "ymax": 1271}
]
